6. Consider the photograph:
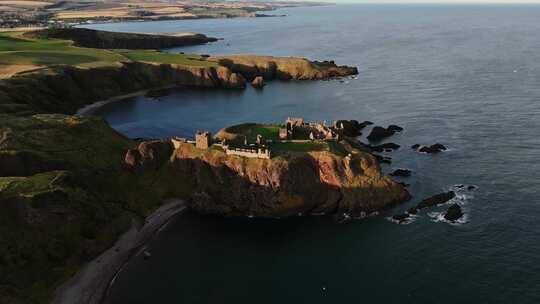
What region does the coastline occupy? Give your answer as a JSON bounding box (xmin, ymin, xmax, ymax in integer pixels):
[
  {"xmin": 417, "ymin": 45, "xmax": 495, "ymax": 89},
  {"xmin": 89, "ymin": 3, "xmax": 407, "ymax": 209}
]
[
  {"xmin": 76, "ymin": 85, "xmax": 177, "ymax": 116},
  {"xmin": 52, "ymin": 199, "xmax": 187, "ymax": 304}
]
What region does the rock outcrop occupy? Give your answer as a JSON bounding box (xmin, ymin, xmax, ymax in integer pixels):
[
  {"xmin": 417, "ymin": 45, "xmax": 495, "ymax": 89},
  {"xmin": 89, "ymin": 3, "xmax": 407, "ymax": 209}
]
[
  {"xmin": 444, "ymin": 204, "xmax": 464, "ymax": 222},
  {"xmin": 370, "ymin": 143, "xmax": 400, "ymax": 152},
  {"xmin": 367, "ymin": 126, "xmax": 398, "ymax": 141},
  {"xmin": 390, "ymin": 169, "xmax": 411, "ymax": 177},
  {"xmin": 159, "ymin": 142, "xmax": 410, "ymax": 218},
  {"xmin": 415, "ymin": 191, "xmax": 456, "ymax": 210},
  {"xmin": 25, "ymin": 28, "xmax": 218, "ymax": 49},
  {"xmin": 413, "ymin": 143, "xmax": 447, "ymax": 154},
  {"xmin": 124, "ymin": 140, "xmax": 174, "ymax": 171},
  {"xmin": 208, "ymin": 55, "xmax": 358, "ymax": 81},
  {"xmin": 251, "ymin": 76, "xmax": 265, "ymax": 88},
  {"xmin": 335, "ymin": 120, "xmax": 368, "ymax": 137}
]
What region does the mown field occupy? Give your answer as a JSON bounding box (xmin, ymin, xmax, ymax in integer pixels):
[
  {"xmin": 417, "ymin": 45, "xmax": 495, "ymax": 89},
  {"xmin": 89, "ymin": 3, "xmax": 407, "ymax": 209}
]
[{"xmin": 0, "ymin": 31, "xmax": 216, "ymax": 78}]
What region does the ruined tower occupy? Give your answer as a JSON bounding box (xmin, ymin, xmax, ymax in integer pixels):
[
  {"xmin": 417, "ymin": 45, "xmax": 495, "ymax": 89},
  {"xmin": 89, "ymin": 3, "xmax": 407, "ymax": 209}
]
[{"xmin": 195, "ymin": 131, "xmax": 212, "ymax": 149}]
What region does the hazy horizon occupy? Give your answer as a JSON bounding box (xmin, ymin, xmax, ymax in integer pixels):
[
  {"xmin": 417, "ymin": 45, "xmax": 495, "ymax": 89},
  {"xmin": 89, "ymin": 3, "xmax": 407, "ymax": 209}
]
[{"xmin": 329, "ymin": 0, "xmax": 540, "ymax": 4}]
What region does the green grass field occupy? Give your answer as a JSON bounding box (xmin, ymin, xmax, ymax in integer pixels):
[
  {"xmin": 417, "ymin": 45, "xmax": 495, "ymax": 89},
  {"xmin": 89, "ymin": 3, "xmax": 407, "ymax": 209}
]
[
  {"xmin": 221, "ymin": 123, "xmax": 349, "ymax": 156},
  {"xmin": 0, "ymin": 31, "xmax": 217, "ymax": 73},
  {"xmin": 224, "ymin": 123, "xmax": 281, "ymax": 143},
  {"xmin": 118, "ymin": 50, "xmax": 217, "ymax": 67},
  {"xmin": 0, "ymin": 31, "xmax": 125, "ymax": 67}
]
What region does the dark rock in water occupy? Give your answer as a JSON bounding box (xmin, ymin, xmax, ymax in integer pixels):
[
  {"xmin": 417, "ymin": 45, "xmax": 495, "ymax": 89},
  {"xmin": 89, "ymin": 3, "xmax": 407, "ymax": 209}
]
[
  {"xmin": 398, "ymin": 182, "xmax": 410, "ymax": 188},
  {"xmin": 444, "ymin": 204, "xmax": 464, "ymax": 222},
  {"xmin": 373, "ymin": 154, "xmax": 392, "ymax": 164},
  {"xmin": 416, "ymin": 191, "xmax": 456, "ymax": 209},
  {"xmin": 419, "ymin": 143, "xmax": 447, "ymax": 154},
  {"xmin": 387, "ymin": 125, "xmax": 403, "ymax": 132},
  {"xmin": 407, "ymin": 207, "xmax": 418, "ymax": 215},
  {"xmin": 392, "ymin": 213, "xmax": 410, "ymax": 222},
  {"xmin": 143, "ymin": 250, "xmax": 152, "ymax": 260},
  {"xmin": 371, "ymin": 142, "xmax": 400, "ymax": 152},
  {"xmin": 358, "ymin": 121, "xmax": 374, "ymax": 129},
  {"xmin": 367, "ymin": 126, "xmax": 395, "ymax": 141},
  {"xmin": 411, "ymin": 144, "xmax": 420, "ymax": 150},
  {"xmin": 335, "ymin": 120, "xmax": 364, "ymax": 137},
  {"xmin": 455, "ymin": 184, "xmax": 465, "ymax": 189},
  {"xmin": 390, "ymin": 169, "xmax": 412, "ymax": 177},
  {"xmin": 431, "ymin": 143, "xmax": 447, "ymax": 150},
  {"xmin": 467, "ymin": 185, "xmax": 478, "ymax": 191},
  {"xmin": 370, "ymin": 145, "xmax": 383, "ymax": 153}
]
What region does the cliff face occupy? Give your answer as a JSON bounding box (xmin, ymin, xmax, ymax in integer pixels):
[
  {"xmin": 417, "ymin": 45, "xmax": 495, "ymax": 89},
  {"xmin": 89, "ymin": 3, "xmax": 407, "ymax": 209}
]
[
  {"xmin": 209, "ymin": 55, "xmax": 359, "ymax": 80},
  {"xmin": 126, "ymin": 142, "xmax": 410, "ymax": 218},
  {"xmin": 24, "ymin": 28, "xmax": 218, "ymax": 49},
  {"xmin": 0, "ymin": 62, "xmax": 245, "ymax": 116}
]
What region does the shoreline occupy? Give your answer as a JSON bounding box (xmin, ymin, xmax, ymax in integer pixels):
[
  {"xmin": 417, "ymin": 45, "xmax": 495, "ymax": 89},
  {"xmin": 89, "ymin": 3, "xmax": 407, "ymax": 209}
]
[
  {"xmin": 52, "ymin": 199, "xmax": 187, "ymax": 304},
  {"xmin": 76, "ymin": 85, "xmax": 177, "ymax": 116}
]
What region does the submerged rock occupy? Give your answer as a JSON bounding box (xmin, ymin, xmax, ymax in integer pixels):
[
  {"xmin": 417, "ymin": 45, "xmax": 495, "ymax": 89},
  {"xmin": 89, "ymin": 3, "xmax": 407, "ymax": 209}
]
[
  {"xmin": 444, "ymin": 204, "xmax": 464, "ymax": 222},
  {"xmin": 390, "ymin": 169, "xmax": 412, "ymax": 177},
  {"xmin": 411, "ymin": 144, "xmax": 420, "ymax": 150},
  {"xmin": 407, "ymin": 207, "xmax": 418, "ymax": 215},
  {"xmin": 392, "ymin": 213, "xmax": 410, "ymax": 223},
  {"xmin": 419, "ymin": 143, "xmax": 447, "ymax": 154},
  {"xmin": 373, "ymin": 154, "xmax": 392, "ymax": 164},
  {"xmin": 416, "ymin": 191, "xmax": 456, "ymax": 209},
  {"xmin": 387, "ymin": 125, "xmax": 403, "ymax": 132},
  {"xmin": 370, "ymin": 142, "xmax": 400, "ymax": 152},
  {"xmin": 359, "ymin": 121, "xmax": 374, "ymax": 128},
  {"xmin": 467, "ymin": 185, "xmax": 478, "ymax": 191}
]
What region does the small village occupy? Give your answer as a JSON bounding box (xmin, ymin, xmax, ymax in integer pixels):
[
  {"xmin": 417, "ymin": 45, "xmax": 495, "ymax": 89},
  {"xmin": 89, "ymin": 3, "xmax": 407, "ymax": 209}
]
[{"xmin": 171, "ymin": 117, "xmax": 349, "ymax": 159}]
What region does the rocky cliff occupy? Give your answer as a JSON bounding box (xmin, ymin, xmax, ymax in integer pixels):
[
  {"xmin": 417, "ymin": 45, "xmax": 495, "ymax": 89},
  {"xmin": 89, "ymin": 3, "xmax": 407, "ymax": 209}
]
[
  {"xmin": 0, "ymin": 55, "xmax": 357, "ymax": 116},
  {"xmin": 125, "ymin": 141, "xmax": 410, "ymax": 218},
  {"xmin": 25, "ymin": 28, "xmax": 218, "ymax": 50},
  {"xmin": 209, "ymin": 55, "xmax": 359, "ymax": 80},
  {"xmin": 0, "ymin": 62, "xmax": 245, "ymax": 116}
]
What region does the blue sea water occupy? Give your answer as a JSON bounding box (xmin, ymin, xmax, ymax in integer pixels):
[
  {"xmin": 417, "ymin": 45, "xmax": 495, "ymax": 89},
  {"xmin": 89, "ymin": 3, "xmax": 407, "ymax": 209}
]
[{"xmin": 85, "ymin": 4, "xmax": 540, "ymax": 303}]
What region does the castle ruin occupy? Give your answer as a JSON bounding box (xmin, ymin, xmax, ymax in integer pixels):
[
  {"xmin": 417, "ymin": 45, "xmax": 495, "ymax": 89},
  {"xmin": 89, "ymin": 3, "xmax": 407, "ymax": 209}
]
[{"xmin": 195, "ymin": 131, "xmax": 212, "ymax": 149}]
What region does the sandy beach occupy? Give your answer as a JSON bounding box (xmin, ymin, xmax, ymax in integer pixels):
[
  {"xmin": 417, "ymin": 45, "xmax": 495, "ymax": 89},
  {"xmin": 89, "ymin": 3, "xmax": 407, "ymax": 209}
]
[
  {"xmin": 76, "ymin": 85, "xmax": 176, "ymax": 116},
  {"xmin": 52, "ymin": 199, "xmax": 186, "ymax": 304}
]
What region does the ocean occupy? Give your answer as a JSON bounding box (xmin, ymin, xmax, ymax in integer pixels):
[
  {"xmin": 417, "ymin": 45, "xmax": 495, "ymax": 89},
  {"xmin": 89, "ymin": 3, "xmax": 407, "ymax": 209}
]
[{"xmin": 84, "ymin": 4, "xmax": 540, "ymax": 303}]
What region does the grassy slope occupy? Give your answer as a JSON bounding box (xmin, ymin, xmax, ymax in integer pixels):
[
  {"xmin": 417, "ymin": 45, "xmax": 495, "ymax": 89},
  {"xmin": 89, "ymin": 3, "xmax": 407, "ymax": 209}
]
[
  {"xmin": 118, "ymin": 50, "xmax": 217, "ymax": 67},
  {"xmin": 0, "ymin": 32, "xmax": 125, "ymax": 67},
  {"xmin": 0, "ymin": 31, "xmax": 216, "ymax": 72},
  {"xmin": 0, "ymin": 114, "xmax": 192, "ymax": 303}
]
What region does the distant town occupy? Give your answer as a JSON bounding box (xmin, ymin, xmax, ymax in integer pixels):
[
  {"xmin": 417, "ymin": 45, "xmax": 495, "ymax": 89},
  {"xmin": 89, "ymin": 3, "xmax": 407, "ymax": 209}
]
[{"xmin": 0, "ymin": 0, "xmax": 328, "ymax": 29}]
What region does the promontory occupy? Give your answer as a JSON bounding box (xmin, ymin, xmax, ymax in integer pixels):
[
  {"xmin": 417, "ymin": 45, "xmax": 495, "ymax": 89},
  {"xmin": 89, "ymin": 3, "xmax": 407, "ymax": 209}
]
[{"xmin": 0, "ymin": 28, "xmax": 409, "ymax": 304}]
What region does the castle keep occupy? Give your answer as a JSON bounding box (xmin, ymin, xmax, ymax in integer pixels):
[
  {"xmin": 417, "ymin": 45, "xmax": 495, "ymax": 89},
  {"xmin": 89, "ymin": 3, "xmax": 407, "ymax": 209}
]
[{"xmin": 195, "ymin": 131, "xmax": 212, "ymax": 149}]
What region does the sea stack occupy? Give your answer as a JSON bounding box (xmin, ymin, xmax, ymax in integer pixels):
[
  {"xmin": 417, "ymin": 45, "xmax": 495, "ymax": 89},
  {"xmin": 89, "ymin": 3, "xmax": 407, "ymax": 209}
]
[{"xmin": 252, "ymin": 76, "xmax": 265, "ymax": 88}]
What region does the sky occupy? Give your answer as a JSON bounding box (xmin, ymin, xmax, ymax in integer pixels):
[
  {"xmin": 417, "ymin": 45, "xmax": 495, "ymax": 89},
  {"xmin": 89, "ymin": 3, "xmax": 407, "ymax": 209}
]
[{"xmin": 332, "ymin": 0, "xmax": 540, "ymax": 3}]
